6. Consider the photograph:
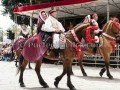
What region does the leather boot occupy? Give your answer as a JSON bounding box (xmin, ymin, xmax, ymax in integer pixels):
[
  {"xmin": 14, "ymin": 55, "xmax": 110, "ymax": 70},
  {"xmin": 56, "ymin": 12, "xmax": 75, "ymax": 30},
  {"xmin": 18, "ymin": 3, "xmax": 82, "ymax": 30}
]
[
  {"xmin": 93, "ymin": 43, "xmax": 99, "ymax": 54},
  {"xmin": 53, "ymin": 49, "xmax": 59, "ymax": 58}
]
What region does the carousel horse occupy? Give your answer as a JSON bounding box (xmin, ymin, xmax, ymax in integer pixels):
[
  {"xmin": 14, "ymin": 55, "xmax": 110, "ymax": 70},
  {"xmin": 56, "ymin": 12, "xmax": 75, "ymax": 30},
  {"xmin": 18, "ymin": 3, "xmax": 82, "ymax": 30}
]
[
  {"xmin": 17, "ymin": 18, "xmax": 120, "ymax": 90},
  {"xmin": 78, "ymin": 18, "xmax": 120, "ymax": 79},
  {"xmin": 11, "ymin": 38, "xmax": 32, "ymax": 69}
]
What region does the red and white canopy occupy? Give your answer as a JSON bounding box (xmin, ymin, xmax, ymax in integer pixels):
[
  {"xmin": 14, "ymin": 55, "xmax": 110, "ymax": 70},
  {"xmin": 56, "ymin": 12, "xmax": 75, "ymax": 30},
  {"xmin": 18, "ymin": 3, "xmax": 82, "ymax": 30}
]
[{"xmin": 14, "ymin": 0, "xmax": 120, "ymax": 18}]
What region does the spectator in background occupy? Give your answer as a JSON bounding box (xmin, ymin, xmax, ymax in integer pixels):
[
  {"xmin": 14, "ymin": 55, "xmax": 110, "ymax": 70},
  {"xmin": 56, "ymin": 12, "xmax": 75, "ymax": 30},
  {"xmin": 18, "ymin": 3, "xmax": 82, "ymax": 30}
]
[
  {"xmin": 68, "ymin": 22, "xmax": 74, "ymax": 30},
  {"xmin": 0, "ymin": 45, "xmax": 2, "ymax": 56},
  {"xmin": 19, "ymin": 24, "xmax": 29, "ymax": 39}
]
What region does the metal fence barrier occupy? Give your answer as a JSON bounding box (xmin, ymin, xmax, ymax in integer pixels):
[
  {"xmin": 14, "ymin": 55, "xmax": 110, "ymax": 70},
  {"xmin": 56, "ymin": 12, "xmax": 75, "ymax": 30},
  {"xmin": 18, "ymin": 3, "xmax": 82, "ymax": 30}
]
[{"xmin": 82, "ymin": 45, "xmax": 120, "ymax": 68}]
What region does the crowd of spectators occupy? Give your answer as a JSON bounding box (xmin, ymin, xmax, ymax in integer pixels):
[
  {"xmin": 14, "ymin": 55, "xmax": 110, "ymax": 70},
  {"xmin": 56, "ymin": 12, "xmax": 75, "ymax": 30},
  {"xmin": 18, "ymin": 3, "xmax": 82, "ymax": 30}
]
[{"xmin": 0, "ymin": 44, "xmax": 12, "ymax": 61}]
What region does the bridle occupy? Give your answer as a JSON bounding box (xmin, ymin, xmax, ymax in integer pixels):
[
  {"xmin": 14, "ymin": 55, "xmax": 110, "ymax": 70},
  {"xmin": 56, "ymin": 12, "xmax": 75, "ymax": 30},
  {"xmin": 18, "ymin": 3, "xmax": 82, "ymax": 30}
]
[{"xmin": 102, "ymin": 18, "xmax": 120, "ymax": 41}]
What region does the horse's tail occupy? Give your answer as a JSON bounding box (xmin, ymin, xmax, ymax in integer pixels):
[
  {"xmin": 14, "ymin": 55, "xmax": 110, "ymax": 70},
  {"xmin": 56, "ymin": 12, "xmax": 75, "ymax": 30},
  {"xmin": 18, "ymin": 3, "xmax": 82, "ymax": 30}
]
[
  {"xmin": 16, "ymin": 54, "xmax": 24, "ymax": 75},
  {"xmin": 10, "ymin": 46, "xmax": 14, "ymax": 61}
]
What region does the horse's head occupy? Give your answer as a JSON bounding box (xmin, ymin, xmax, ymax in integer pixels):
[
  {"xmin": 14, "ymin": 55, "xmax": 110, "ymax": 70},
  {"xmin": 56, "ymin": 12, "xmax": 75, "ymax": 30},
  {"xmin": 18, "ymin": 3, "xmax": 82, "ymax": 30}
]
[{"xmin": 105, "ymin": 18, "xmax": 120, "ymax": 36}]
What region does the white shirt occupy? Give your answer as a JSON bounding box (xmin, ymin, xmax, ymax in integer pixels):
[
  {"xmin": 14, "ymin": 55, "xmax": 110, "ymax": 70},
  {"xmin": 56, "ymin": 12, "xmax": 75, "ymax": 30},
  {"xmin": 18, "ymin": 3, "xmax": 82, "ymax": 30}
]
[
  {"xmin": 92, "ymin": 19, "xmax": 101, "ymax": 34},
  {"xmin": 42, "ymin": 15, "xmax": 65, "ymax": 32},
  {"xmin": 92, "ymin": 19, "xmax": 99, "ymax": 26}
]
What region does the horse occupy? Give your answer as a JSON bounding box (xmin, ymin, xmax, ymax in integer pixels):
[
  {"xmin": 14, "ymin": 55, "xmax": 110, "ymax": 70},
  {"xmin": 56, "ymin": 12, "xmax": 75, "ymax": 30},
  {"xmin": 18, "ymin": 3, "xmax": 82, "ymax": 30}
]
[
  {"xmin": 17, "ymin": 18, "xmax": 120, "ymax": 90},
  {"xmin": 11, "ymin": 39, "xmax": 32, "ymax": 69},
  {"xmin": 77, "ymin": 18, "xmax": 120, "ymax": 79}
]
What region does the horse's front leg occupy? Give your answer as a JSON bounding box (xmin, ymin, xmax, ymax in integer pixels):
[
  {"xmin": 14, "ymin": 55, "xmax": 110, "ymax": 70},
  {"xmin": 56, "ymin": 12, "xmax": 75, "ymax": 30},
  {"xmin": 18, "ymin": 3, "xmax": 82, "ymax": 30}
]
[
  {"xmin": 104, "ymin": 54, "xmax": 113, "ymax": 79},
  {"xmin": 78, "ymin": 53, "xmax": 87, "ymax": 76},
  {"xmin": 66, "ymin": 59, "xmax": 76, "ymax": 90},
  {"xmin": 99, "ymin": 67, "xmax": 106, "ymax": 77},
  {"xmin": 54, "ymin": 61, "xmax": 66, "ymax": 88},
  {"xmin": 35, "ymin": 59, "xmax": 49, "ymax": 88},
  {"xmin": 19, "ymin": 59, "xmax": 28, "ymax": 87}
]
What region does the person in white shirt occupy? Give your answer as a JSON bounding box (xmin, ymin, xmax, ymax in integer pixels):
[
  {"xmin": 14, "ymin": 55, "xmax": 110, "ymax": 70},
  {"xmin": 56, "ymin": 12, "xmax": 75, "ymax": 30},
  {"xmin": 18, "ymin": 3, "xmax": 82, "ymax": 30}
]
[
  {"xmin": 19, "ymin": 24, "xmax": 29, "ymax": 39},
  {"xmin": 42, "ymin": 9, "xmax": 65, "ymax": 57},
  {"xmin": 91, "ymin": 13, "xmax": 102, "ymax": 54}
]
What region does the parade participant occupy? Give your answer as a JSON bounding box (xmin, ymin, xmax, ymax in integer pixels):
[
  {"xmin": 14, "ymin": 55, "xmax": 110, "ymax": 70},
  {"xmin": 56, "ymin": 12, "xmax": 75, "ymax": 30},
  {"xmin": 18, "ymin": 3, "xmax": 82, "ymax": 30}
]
[
  {"xmin": 42, "ymin": 9, "xmax": 65, "ymax": 57},
  {"xmin": 37, "ymin": 10, "xmax": 51, "ymax": 44},
  {"xmin": 37, "ymin": 10, "xmax": 48, "ymax": 34},
  {"xmin": 19, "ymin": 10, "xmax": 49, "ymax": 64},
  {"xmin": 91, "ymin": 13, "xmax": 102, "ymax": 54},
  {"xmin": 19, "ymin": 24, "xmax": 29, "ymax": 39},
  {"xmin": 69, "ymin": 22, "xmax": 74, "ymax": 30}
]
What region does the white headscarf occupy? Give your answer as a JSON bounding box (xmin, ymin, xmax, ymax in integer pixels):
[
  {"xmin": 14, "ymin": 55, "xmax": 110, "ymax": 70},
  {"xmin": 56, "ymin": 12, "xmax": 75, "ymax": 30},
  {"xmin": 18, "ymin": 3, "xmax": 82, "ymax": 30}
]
[{"xmin": 38, "ymin": 10, "xmax": 48, "ymax": 23}]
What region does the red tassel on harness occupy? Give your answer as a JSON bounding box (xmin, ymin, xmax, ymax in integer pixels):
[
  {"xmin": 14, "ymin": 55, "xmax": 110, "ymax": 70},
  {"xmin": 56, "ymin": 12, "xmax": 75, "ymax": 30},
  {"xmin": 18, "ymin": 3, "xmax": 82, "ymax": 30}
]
[
  {"xmin": 110, "ymin": 41, "xmax": 117, "ymax": 52},
  {"xmin": 73, "ymin": 44, "xmax": 81, "ymax": 58},
  {"xmin": 86, "ymin": 26, "xmax": 98, "ymax": 43}
]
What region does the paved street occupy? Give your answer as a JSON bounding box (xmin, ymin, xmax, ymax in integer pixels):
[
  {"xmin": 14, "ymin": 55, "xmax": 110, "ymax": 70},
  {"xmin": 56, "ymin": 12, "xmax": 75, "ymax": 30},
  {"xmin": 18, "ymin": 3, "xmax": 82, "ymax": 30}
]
[{"xmin": 0, "ymin": 61, "xmax": 120, "ymax": 90}]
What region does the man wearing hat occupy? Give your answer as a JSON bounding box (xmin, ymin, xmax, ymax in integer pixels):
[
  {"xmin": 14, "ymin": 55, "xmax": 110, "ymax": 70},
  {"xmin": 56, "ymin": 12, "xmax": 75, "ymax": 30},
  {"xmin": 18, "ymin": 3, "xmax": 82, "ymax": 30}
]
[
  {"xmin": 91, "ymin": 13, "xmax": 102, "ymax": 54},
  {"xmin": 41, "ymin": 9, "xmax": 65, "ymax": 57}
]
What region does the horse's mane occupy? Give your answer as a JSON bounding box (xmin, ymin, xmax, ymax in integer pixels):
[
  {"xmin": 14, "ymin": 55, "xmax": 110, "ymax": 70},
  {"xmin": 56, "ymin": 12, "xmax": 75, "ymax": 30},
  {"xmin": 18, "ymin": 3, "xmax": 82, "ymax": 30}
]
[
  {"xmin": 73, "ymin": 22, "xmax": 90, "ymax": 32},
  {"xmin": 102, "ymin": 17, "xmax": 119, "ymax": 32},
  {"xmin": 102, "ymin": 22, "xmax": 109, "ymax": 32},
  {"xmin": 73, "ymin": 23, "xmax": 82, "ymax": 29}
]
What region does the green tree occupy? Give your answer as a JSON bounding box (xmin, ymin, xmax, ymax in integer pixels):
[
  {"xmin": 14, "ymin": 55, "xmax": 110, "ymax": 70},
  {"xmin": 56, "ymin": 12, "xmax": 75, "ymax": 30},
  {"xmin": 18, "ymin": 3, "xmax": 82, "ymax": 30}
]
[
  {"xmin": 1, "ymin": 0, "xmax": 57, "ymax": 25},
  {"xmin": 1, "ymin": 0, "xmax": 31, "ymax": 25},
  {"xmin": 1, "ymin": 0, "xmax": 59, "ymax": 25}
]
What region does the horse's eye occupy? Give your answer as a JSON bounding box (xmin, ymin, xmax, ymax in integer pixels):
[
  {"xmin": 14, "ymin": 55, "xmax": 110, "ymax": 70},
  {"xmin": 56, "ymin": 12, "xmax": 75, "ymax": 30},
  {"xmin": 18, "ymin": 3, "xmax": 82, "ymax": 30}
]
[{"xmin": 116, "ymin": 20, "xmax": 119, "ymax": 23}]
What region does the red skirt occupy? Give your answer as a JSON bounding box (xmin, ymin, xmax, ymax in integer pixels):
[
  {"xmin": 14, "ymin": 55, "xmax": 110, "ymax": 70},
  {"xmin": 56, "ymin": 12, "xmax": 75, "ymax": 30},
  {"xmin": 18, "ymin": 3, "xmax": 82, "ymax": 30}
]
[
  {"xmin": 13, "ymin": 38, "xmax": 25, "ymax": 51},
  {"xmin": 22, "ymin": 33, "xmax": 48, "ymax": 62}
]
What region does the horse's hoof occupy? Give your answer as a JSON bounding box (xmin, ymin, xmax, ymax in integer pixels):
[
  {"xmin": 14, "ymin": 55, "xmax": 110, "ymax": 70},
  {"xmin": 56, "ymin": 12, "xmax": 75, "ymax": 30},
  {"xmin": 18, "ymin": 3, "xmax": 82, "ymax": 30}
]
[
  {"xmin": 70, "ymin": 86, "xmax": 77, "ymax": 90},
  {"xmin": 71, "ymin": 72, "xmax": 74, "ymax": 75},
  {"xmin": 43, "ymin": 84, "xmax": 49, "ymax": 88},
  {"xmin": 54, "ymin": 81, "xmax": 58, "ymax": 88},
  {"xmin": 99, "ymin": 68, "xmax": 106, "ymax": 77},
  {"xmin": 99, "ymin": 72, "xmax": 103, "ymax": 77},
  {"xmin": 29, "ymin": 67, "xmax": 32, "ymax": 69},
  {"xmin": 109, "ymin": 76, "xmax": 113, "ymax": 80},
  {"xmin": 83, "ymin": 73, "xmax": 87, "ymax": 76},
  {"xmin": 20, "ymin": 83, "xmax": 26, "ymax": 87}
]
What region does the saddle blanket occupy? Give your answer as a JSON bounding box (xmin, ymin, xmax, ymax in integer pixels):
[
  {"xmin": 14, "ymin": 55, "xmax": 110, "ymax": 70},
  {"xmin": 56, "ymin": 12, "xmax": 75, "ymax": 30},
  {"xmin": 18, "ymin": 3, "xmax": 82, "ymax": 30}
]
[
  {"xmin": 13, "ymin": 38, "xmax": 25, "ymax": 51},
  {"xmin": 22, "ymin": 33, "xmax": 48, "ymax": 62}
]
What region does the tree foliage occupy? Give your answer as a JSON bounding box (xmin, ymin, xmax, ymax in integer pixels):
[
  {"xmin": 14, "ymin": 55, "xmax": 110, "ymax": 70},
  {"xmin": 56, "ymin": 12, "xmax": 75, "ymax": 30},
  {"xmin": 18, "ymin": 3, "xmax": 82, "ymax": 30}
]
[{"xmin": 1, "ymin": 0, "xmax": 57, "ymax": 25}]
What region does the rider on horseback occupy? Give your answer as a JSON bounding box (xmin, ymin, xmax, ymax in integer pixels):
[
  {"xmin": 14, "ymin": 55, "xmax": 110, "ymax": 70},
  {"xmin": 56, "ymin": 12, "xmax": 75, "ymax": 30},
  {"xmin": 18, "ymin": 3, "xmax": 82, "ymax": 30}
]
[
  {"xmin": 82, "ymin": 13, "xmax": 102, "ymax": 54},
  {"xmin": 41, "ymin": 9, "xmax": 65, "ymax": 57},
  {"xmin": 91, "ymin": 13, "xmax": 102, "ymax": 54},
  {"xmin": 37, "ymin": 10, "xmax": 48, "ymax": 34},
  {"xmin": 19, "ymin": 24, "xmax": 29, "ymax": 39}
]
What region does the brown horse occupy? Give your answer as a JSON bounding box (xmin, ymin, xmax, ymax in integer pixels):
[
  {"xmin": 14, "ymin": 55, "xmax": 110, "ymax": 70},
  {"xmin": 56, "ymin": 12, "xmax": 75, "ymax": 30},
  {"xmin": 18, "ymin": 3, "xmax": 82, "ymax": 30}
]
[
  {"xmin": 78, "ymin": 18, "xmax": 120, "ymax": 79},
  {"xmin": 17, "ymin": 18, "xmax": 120, "ymax": 90}
]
